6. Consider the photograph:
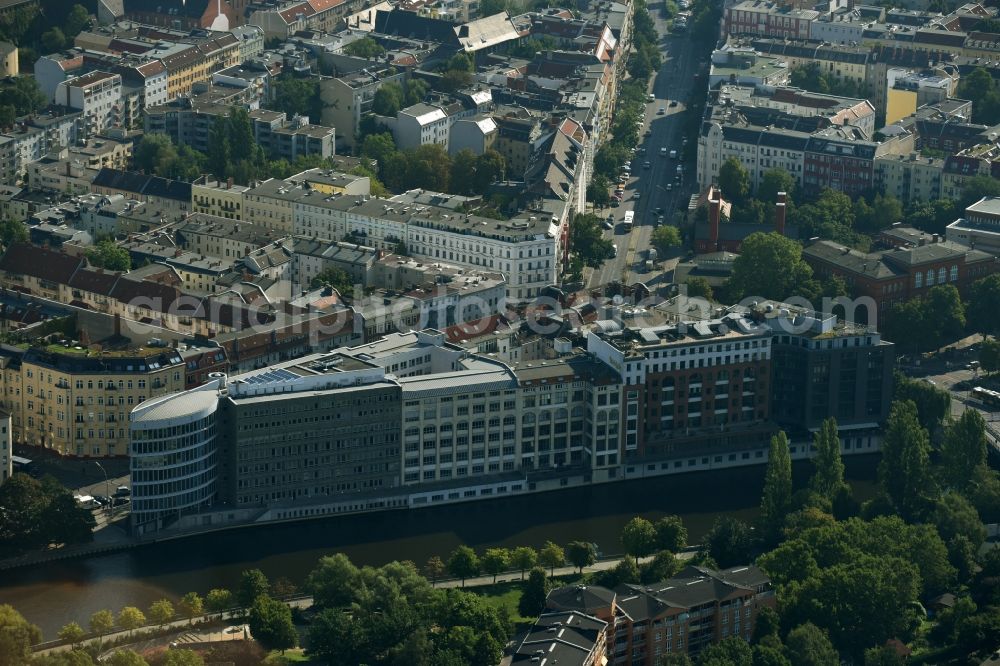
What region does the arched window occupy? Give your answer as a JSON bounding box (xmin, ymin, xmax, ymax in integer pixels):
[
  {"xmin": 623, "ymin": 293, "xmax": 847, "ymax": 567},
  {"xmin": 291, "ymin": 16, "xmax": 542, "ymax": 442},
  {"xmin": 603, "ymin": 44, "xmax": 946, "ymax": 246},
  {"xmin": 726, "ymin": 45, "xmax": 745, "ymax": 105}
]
[
  {"xmin": 926, "ymin": 269, "xmax": 934, "ymax": 286},
  {"xmin": 950, "ymin": 265, "xmax": 958, "ymax": 281},
  {"xmin": 938, "ymin": 268, "xmax": 946, "ymax": 284},
  {"xmin": 915, "ymin": 272, "xmax": 923, "ymax": 288}
]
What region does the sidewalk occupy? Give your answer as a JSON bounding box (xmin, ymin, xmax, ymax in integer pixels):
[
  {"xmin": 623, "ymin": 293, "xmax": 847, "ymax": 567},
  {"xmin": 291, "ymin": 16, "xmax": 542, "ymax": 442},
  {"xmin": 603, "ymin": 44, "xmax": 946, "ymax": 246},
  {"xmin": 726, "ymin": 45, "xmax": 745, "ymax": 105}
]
[{"xmin": 32, "ymin": 552, "xmax": 696, "ymax": 655}]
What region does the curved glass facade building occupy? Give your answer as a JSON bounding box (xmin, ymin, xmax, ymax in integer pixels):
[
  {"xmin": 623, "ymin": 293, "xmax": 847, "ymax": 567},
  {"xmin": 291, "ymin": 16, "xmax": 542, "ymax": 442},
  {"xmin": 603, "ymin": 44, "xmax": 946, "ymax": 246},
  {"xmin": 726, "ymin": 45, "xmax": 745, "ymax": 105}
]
[{"xmin": 129, "ymin": 375, "xmax": 224, "ymax": 536}]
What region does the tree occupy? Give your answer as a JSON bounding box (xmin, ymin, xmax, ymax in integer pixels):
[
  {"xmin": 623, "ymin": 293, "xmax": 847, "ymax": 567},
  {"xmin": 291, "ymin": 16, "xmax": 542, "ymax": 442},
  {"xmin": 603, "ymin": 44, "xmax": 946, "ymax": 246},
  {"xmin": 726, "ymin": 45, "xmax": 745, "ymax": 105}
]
[
  {"xmin": 447, "ymin": 545, "xmax": 480, "ymax": 586},
  {"xmin": 117, "ymin": 607, "xmax": 145, "ymax": 637},
  {"xmin": 147, "ymin": 599, "xmax": 174, "ymax": 626},
  {"xmin": 511, "ymin": 546, "xmax": 537, "ymax": 580},
  {"xmin": 539, "ymin": 541, "xmax": 565, "ymax": 577},
  {"xmin": 879, "ymin": 400, "xmax": 937, "ymax": 521},
  {"xmin": 570, "ymin": 213, "xmax": 614, "ymax": 267},
  {"xmin": 474, "ymin": 150, "xmax": 505, "ymax": 193},
  {"xmin": 753, "ymin": 606, "xmax": 781, "ymax": 644},
  {"xmin": 207, "ymin": 116, "xmax": 232, "ymax": 180},
  {"xmin": 448, "ymin": 52, "xmax": 473, "ymax": 72},
  {"xmin": 178, "ymin": 592, "xmax": 203, "ymax": 625},
  {"xmin": 406, "ymin": 143, "xmax": 452, "ymax": 192},
  {"xmin": 925, "ymin": 285, "xmax": 966, "ymax": 350},
  {"xmin": 811, "ymin": 418, "xmax": 846, "ymax": 500},
  {"xmin": 424, "ymin": 555, "xmax": 446, "ymax": 584},
  {"xmin": 957, "ymin": 67, "xmax": 1000, "ymax": 126},
  {"xmin": 4, "ymin": 76, "xmax": 47, "ymax": 117},
  {"xmin": 684, "ymin": 276, "xmax": 713, "ymax": 301},
  {"xmin": 519, "ymin": 568, "xmax": 549, "ymax": 617},
  {"xmin": 863, "ymin": 645, "xmax": 905, "ymax": 666},
  {"xmin": 372, "ymin": 82, "xmax": 404, "ymax": 116},
  {"xmin": 587, "ymin": 174, "xmax": 612, "ymax": 207},
  {"xmin": 238, "ymin": 569, "xmax": 270, "ymax": 608},
  {"xmin": 753, "ymin": 644, "xmax": 791, "ymax": 666},
  {"xmin": 650, "ymin": 225, "xmax": 681, "ymax": 255},
  {"xmin": 449, "ymin": 149, "xmax": 478, "ymax": 195},
  {"xmin": 654, "ymin": 516, "xmax": 688, "ymax": 552},
  {"xmin": 565, "ymin": 541, "xmax": 597, "ymax": 572},
  {"xmin": 64, "ymin": 5, "xmax": 89, "ymax": 39},
  {"xmin": 106, "ymin": 651, "xmax": 148, "ymax": 666},
  {"xmin": 621, "ymin": 517, "xmax": 658, "ymax": 565},
  {"xmin": 162, "ymin": 649, "xmax": 204, "ymax": 666},
  {"xmin": 704, "ymin": 516, "xmax": 754, "ymax": 568},
  {"xmin": 271, "ymin": 76, "xmax": 321, "ymax": 121},
  {"xmin": 718, "ymin": 157, "xmax": 750, "ymax": 203},
  {"xmin": 657, "ymin": 655, "xmax": 693, "ymax": 666},
  {"xmin": 85, "ymin": 240, "xmax": 131, "ymax": 271},
  {"xmin": 760, "ymin": 431, "xmax": 793, "ymax": 543},
  {"xmin": 248, "ymin": 595, "xmax": 297, "ymax": 653},
  {"xmin": 481, "ymin": 547, "xmax": 510, "ymax": 583},
  {"xmin": 933, "ymin": 492, "xmax": 987, "ymax": 548},
  {"xmin": 0, "ymin": 604, "xmax": 41, "ymax": 666},
  {"xmin": 310, "ymin": 267, "xmax": 353, "ymax": 294},
  {"xmin": 406, "ymin": 78, "xmax": 429, "ymax": 106},
  {"xmin": 893, "ymin": 373, "xmax": 951, "ymax": 433},
  {"xmin": 981, "ymin": 338, "xmax": 1000, "ymax": 374},
  {"xmin": 0, "ymin": 105, "xmax": 14, "ymax": 130},
  {"xmin": 785, "ymin": 623, "xmax": 839, "ymax": 666},
  {"xmin": 698, "ymin": 637, "xmax": 752, "ymax": 665},
  {"xmin": 640, "ymin": 550, "xmax": 682, "ymax": 583},
  {"xmin": 89, "ymin": 609, "xmax": 114, "ymax": 637},
  {"xmin": 204, "ymin": 588, "xmax": 234, "ymax": 614},
  {"xmin": 940, "ymin": 408, "xmax": 987, "ymax": 491},
  {"xmin": 344, "ymin": 37, "xmax": 384, "ymax": 58},
  {"xmin": 41, "ymin": 27, "xmax": 65, "ymax": 53},
  {"xmin": 305, "ymin": 554, "xmax": 359, "ymax": 608},
  {"xmin": 757, "ymin": 168, "xmax": 795, "ymax": 207},
  {"xmin": 727, "ymin": 232, "xmax": 817, "ymax": 301},
  {"xmin": 0, "ymin": 218, "xmax": 27, "ymax": 248},
  {"xmin": 966, "ymin": 273, "xmax": 1000, "ymax": 340},
  {"xmin": 58, "ymin": 622, "xmax": 85, "ymax": 646}
]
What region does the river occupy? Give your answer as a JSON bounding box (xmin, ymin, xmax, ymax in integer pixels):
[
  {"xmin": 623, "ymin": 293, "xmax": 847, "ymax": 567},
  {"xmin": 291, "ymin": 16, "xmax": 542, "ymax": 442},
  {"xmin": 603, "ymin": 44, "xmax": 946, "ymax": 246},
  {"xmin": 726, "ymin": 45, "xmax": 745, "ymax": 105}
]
[{"xmin": 0, "ymin": 456, "xmax": 879, "ymax": 639}]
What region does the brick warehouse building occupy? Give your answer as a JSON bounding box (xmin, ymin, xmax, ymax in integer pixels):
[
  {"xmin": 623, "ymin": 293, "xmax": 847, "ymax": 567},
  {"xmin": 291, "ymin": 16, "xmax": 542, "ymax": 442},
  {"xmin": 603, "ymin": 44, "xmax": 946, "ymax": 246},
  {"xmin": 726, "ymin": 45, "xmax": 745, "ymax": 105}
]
[{"xmin": 803, "ymin": 234, "xmax": 999, "ymax": 315}]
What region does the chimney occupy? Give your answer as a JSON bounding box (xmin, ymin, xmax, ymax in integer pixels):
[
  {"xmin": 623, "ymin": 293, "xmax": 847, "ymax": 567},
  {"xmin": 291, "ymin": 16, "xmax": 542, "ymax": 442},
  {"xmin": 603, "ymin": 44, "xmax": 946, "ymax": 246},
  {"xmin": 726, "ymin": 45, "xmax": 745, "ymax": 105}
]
[
  {"xmin": 919, "ymin": 237, "xmax": 926, "ymax": 246},
  {"xmin": 708, "ymin": 189, "xmax": 721, "ymax": 251},
  {"xmin": 227, "ymin": 176, "xmax": 233, "ymax": 189},
  {"xmin": 932, "ymin": 233, "xmax": 939, "ymax": 242},
  {"xmin": 775, "ymin": 191, "xmax": 787, "ymax": 235}
]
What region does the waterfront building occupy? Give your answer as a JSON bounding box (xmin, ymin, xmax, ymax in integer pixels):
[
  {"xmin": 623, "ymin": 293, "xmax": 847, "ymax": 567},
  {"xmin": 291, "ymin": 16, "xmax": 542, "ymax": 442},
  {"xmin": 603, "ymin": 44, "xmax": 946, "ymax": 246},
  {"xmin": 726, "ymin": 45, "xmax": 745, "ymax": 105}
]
[
  {"xmin": 513, "ymin": 611, "xmax": 608, "ymax": 666},
  {"xmin": 545, "ymin": 565, "xmax": 775, "ymax": 664}
]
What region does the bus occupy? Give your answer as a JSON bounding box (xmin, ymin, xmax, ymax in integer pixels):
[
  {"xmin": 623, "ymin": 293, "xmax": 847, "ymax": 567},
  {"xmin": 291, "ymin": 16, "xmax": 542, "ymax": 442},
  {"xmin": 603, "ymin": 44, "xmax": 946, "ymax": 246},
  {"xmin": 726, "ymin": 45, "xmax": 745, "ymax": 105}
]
[
  {"xmin": 972, "ymin": 386, "xmax": 1000, "ymax": 408},
  {"xmin": 623, "ymin": 210, "xmax": 635, "ymax": 231}
]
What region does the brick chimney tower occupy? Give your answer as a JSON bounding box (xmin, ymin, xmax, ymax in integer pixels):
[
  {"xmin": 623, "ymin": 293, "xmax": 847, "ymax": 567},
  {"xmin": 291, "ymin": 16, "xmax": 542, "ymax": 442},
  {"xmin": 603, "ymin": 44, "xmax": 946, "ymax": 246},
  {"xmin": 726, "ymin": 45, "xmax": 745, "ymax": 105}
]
[
  {"xmin": 775, "ymin": 191, "xmax": 787, "ymax": 236},
  {"xmin": 708, "ymin": 187, "xmax": 721, "ymax": 251}
]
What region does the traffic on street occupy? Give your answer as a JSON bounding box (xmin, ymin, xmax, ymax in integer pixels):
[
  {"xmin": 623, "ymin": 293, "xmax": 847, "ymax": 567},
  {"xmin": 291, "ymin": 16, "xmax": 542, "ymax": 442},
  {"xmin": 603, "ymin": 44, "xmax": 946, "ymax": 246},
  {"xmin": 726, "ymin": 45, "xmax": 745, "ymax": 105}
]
[{"xmin": 589, "ymin": 15, "xmax": 703, "ymax": 290}]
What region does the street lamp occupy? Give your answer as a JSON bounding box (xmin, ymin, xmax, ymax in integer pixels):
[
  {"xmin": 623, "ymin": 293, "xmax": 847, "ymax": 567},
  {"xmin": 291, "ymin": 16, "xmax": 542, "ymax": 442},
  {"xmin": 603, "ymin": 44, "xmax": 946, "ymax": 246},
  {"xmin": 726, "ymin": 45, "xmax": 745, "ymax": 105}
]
[{"xmin": 94, "ymin": 461, "xmax": 111, "ymax": 516}]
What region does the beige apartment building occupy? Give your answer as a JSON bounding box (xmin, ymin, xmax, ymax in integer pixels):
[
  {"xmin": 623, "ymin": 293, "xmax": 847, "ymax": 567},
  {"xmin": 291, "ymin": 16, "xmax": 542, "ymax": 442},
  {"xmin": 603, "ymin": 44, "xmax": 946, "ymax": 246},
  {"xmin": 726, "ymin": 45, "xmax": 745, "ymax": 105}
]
[
  {"xmin": 192, "ymin": 177, "xmax": 249, "ymax": 220},
  {"xmin": 0, "ymin": 345, "xmax": 187, "ymax": 458}
]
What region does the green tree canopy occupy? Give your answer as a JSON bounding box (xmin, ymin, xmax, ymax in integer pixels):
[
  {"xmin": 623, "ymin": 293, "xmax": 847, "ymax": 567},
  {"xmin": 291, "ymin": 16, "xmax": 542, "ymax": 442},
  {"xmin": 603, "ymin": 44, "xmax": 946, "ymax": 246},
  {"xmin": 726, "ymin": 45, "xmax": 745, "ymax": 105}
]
[
  {"xmin": 760, "ymin": 431, "xmax": 793, "ymax": 544},
  {"xmin": 650, "ymin": 225, "xmax": 681, "ymax": 255},
  {"xmin": 785, "ymin": 623, "xmax": 840, "ymax": 666},
  {"xmin": 565, "ymin": 541, "xmax": 597, "ymax": 572},
  {"xmin": 116, "ymin": 607, "xmax": 145, "ymax": 636},
  {"xmin": 248, "ymin": 595, "xmax": 297, "ymax": 653},
  {"xmin": 654, "ymin": 515, "xmax": 688, "ymax": 552},
  {"xmin": 621, "ymin": 517, "xmax": 657, "ymax": 565},
  {"xmin": 718, "ymin": 156, "xmax": 749, "ymax": 203},
  {"xmin": 879, "ymin": 400, "xmax": 938, "ymax": 521},
  {"xmin": 447, "ymin": 545, "xmax": 480, "ymax": 585},
  {"xmin": 510, "ymin": 546, "xmax": 538, "ymax": 580},
  {"xmin": 344, "ymin": 37, "xmax": 385, "ymax": 58},
  {"xmin": 518, "ymin": 567, "xmax": 549, "ymax": 618},
  {"xmin": 85, "ymin": 240, "xmax": 131, "ymax": 272},
  {"xmin": 811, "ymin": 418, "xmax": 846, "ymax": 500},
  {"xmin": 372, "ymin": 82, "xmax": 404, "ymax": 116},
  {"xmin": 727, "ymin": 232, "xmax": 817, "ymax": 301},
  {"xmin": 480, "ymin": 547, "xmax": 510, "ymax": 583},
  {"xmin": 940, "ymin": 409, "xmax": 987, "ymax": 492},
  {"xmin": 570, "ymin": 213, "xmax": 614, "ymax": 268},
  {"xmin": 147, "ymin": 599, "xmax": 174, "ymax": 626},
  {"xmin": 539, "ymin": 541, "xmax": 565, "ymax": 577},
  {"xmin": 238, "ymin": 569, "xmax": 270, "ymax": 608}
]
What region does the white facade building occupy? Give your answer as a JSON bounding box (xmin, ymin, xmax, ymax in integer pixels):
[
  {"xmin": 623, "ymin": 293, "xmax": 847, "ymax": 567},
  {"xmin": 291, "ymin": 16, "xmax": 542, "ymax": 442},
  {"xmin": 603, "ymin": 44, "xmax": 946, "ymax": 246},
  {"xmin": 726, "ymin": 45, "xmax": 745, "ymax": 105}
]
[
  {"xmin": 54, "ymin": 71, "xmax": 123, "ymax": 134},
  {"xmin": 394, "ymin": 103, "xmax": 450, "ymax": 151}
]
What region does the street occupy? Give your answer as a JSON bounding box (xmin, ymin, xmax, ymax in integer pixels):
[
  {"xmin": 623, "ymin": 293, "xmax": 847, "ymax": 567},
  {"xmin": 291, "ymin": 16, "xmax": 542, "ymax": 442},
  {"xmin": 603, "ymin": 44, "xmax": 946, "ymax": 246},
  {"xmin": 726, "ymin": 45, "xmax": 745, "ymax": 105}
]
[{"xmin": 589, "ymin": 19, "xmax": 702, "ymax": 290}]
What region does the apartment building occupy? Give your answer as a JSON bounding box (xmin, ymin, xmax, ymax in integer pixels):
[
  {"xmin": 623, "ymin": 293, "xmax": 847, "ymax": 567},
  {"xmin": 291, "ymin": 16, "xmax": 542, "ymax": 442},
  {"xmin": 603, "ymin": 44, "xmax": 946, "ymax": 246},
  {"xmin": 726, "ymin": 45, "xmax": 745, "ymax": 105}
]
[
  {"xmin": 191, "ymin": 177, "xmax": 250, "ymax": 221},
  {"xmin": 0, "ymin": 410, "xmax": 10, "ymax": 485},
  {"xmin": 725, "ymin": 0, "xmax": 817, "ymax": 40},
  {"xmin": 751, "ymin": 39, "xmax": 870, "ymax": 93},
  {"xmin": 393, "ymin": 103, "xmax": 451, "ymax": 151},
  {"xmin": 450, "ymin": 115, "xmax": 498, "ymax": 156},
  {"xmin": 546, "ymin": 565, "xmax": 775, "ymax": 665},
  {"xmin": 0, "ymin": 344, "xmax": 187, "ymax": 458},
  {"xmin": 319, "ymin": 66, "xmax": 408, "ymax": 150},
  {"xmin": 875, "ymin": 152, "xmax": 945, "ymax": 204},
  {"xmin": 250, "ymin": 0, "xmax": 370, "ymax": 39},
  {"xmin": 0, "ymin": 112, "xmax": 85, "ymax": 185},
  {"xmin": 587, "ymin": 311, "xmax": 774, "ymax": 462},
  {"xmin": 174, "ymin": 214, "xmax": 283, "ymax": 260},
  {"xmin": 158, "ymin": 33, "xmax": 241, "ymax": 100},
  {"xmin": 513, "ymin": 611, "xmax": 608, "ymax": 666}
]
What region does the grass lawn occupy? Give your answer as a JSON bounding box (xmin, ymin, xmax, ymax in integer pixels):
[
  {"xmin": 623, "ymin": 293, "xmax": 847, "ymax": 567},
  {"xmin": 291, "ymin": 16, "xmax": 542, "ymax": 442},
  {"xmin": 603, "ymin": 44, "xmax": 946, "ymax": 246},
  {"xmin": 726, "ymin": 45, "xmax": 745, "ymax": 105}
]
[
  {"xmin": 473, "ymin": 581, "xmax": 535, "ymax": 625},
  {"xmin": 267, "ymin": 648, "xmax": 311, "ymax": 664}
]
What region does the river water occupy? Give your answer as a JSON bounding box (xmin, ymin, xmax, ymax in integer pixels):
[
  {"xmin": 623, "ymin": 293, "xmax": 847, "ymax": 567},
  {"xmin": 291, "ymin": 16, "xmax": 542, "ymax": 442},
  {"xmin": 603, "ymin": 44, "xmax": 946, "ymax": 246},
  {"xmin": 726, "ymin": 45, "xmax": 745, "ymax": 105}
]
[{"xmin": 0, "ymin": 456, "xmax": 878, "ymax": 639}]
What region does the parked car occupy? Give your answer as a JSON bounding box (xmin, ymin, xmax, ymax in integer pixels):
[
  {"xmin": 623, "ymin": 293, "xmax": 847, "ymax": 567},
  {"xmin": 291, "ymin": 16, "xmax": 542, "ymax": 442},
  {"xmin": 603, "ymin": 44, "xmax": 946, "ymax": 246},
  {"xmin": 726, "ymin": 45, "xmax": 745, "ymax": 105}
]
[
  {"xmin": 112, "ymin": 497, "xmax": 130, "ymax": 507},
  {"xmin": 644, "ymin": 160, "xmax": 651, "ymax": 169},
  {"xmin": 660, "ymin": 147, "xmax": 668, "ymax": 156},
  {"xmin": 648, "ymin": 93, "xmax": 655, "ymax": 102},
  {"xmin": 670, "ymin": 100, "xmax": 679, "ymax": 107},
  {"xmin": 115, "ymin": 486, "xmax": 131, "ymax": 497},
  {"xmin": 658, "ymin": 107, "xmax": 666, "ymax": 114}
]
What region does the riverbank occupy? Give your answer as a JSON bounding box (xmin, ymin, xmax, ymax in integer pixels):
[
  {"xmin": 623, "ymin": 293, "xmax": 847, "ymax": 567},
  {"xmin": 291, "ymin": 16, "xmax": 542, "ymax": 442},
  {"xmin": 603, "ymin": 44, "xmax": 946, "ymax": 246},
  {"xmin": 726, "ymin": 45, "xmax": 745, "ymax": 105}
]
[{"xmin": 0, "ymin": 455, "xmax": 880, "ymax": 639}]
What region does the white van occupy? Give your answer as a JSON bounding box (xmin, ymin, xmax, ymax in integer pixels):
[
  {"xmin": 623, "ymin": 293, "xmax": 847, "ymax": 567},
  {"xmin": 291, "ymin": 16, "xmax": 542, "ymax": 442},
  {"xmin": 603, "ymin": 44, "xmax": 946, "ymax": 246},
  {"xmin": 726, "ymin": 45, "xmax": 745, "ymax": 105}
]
[{"xmin": 611, "ymin": 244, "xmax": 618, "ymax": 257}]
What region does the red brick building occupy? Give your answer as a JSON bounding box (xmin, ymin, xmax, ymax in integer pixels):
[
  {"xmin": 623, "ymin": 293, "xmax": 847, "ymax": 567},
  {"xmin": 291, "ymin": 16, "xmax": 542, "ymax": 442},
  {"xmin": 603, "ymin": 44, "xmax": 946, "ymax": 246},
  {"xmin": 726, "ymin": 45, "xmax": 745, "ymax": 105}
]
[
  {"xmin": 122, "ymin": 0, "xmax": 242, "ymax": 30},
  {"xmin": 803, "ymin": 235, "xmax": 1000, "ymax": 314},
  {"xmin": 545, "ymin": 565, "xmax": 775, "ymax": 665}
]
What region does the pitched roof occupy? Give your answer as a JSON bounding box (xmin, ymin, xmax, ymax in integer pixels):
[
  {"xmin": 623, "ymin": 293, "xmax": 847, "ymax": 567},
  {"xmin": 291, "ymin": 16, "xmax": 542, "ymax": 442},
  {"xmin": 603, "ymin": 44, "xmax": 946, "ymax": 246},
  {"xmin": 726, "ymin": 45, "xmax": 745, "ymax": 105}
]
[{"xmin": 0, "ymin": 243, "xmax": 83, "ymax": 284}]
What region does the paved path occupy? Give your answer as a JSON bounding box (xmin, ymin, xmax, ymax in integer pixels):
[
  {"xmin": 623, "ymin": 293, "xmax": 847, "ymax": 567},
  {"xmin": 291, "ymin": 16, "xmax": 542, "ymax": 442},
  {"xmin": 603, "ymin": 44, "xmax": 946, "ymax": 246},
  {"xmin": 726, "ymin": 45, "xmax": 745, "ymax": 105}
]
[{"xmin": 33, "ymin": 551, "xmax": 697, "ymax": 655}]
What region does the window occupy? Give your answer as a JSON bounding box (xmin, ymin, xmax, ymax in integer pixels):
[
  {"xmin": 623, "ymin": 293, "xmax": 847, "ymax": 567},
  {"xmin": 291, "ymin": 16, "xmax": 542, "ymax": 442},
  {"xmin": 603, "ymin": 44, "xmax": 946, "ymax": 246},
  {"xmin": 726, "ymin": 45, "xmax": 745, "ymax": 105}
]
[
  {"xmin": 950, "ymin": 265, "xmax": 958, "ymax": 281},
  {"xmin": 914, "ymin": 272, "xmax": 922, "ymax": 288}
]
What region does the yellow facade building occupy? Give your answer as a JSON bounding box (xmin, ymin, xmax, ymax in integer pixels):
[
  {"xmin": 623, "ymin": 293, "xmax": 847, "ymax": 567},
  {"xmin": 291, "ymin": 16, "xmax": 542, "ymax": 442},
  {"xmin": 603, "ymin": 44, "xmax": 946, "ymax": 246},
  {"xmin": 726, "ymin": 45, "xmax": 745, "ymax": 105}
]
[{"xmin": 0, "ymin": 345, "xmax": 187, "ymax": 458}]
